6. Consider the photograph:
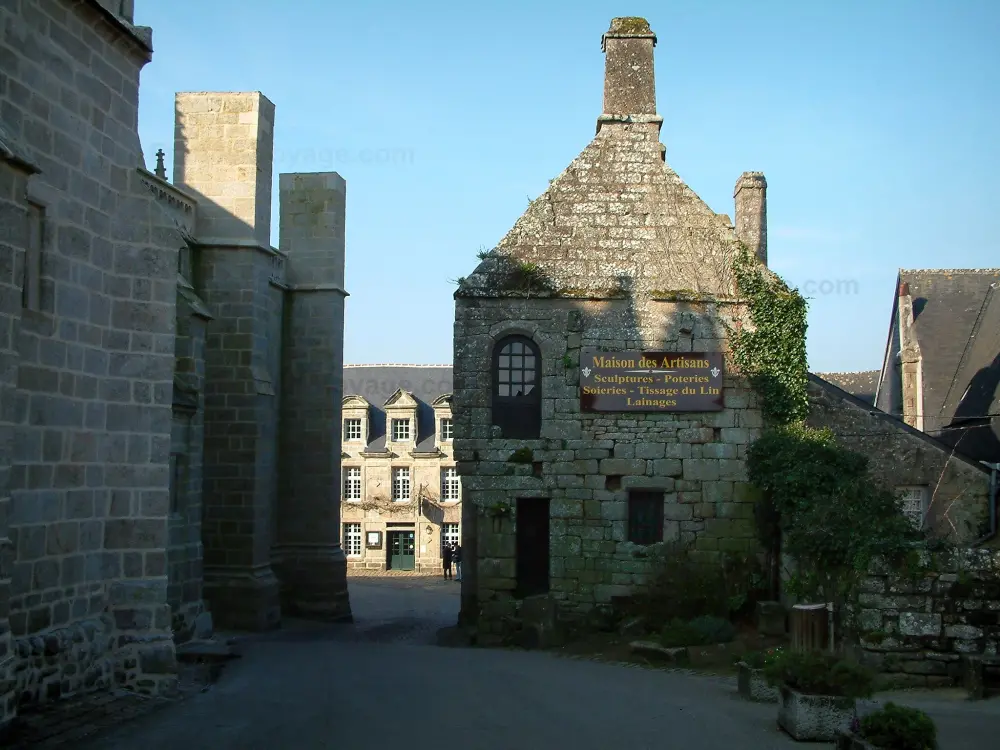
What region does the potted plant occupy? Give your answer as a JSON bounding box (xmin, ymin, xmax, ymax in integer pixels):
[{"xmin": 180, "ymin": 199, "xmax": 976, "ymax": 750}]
[
  {"xmin": 764, "ymin": 650, "xmax": 875, "ymax": 742},
  {"xmin": 737, "ymin": 647, "xmax": 783, "ymax": 702},
  {"xmin": 836, "ymin": 703, "xmax": 937, "ymax": 750}
]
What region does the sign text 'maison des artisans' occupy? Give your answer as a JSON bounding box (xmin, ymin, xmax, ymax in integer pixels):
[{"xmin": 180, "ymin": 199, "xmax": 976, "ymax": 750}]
[{"xmin": 579, "ymin": 350, "xmax": 725, "ymax": 412}]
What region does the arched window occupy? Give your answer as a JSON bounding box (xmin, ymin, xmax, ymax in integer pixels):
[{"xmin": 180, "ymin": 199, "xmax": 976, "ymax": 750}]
[{"xmin": 492, "ymin": 335, "xmax": 541, "ymax": 439}]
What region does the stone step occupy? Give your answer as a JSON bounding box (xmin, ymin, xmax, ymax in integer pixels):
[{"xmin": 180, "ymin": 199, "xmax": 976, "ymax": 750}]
[{"xmin": 175, "ymin": 639, "xmax": 241, "ymax": 664}]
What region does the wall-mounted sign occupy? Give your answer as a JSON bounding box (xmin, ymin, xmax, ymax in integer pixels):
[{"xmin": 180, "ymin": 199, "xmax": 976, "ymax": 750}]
[
  {"xmin": 366, "ymin": 531, "xmax": 382, "ymax": 549},
  {"xmin": 579, "ymin": 350, "xmax": 724, "ymax": 412}
]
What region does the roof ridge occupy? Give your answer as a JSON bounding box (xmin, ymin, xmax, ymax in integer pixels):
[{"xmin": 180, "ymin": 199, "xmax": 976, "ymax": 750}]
[{"xmin": 900, "ymin": 268, "xmax": 1000, "ymax": 274}]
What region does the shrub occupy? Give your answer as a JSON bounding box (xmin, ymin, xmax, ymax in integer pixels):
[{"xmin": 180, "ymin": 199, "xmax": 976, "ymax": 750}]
[
  {"xmin": 742, "ymin": 646, "xmax": 783, "ymax": 669},
  {"xmin": 659, "ymin": 619, "xmax": 704, "ymax": 648},
  {"xmin": 762, "ymin": 650, "xmax": 874, "ymax": 699},
  {"xmin": 859, "ymin": 702, "xmax": 937, "ymax": 750}
]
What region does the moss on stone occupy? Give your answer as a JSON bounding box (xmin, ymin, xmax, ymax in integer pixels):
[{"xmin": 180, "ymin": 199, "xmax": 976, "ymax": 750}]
[
  {"xmin": 648, "ymin": 289, "xmax": 715, "ymax": 302},
  {"xmin": 610, "ymin": 17, "xmax": 651, "ymax": 34},
  {"xmin": 508, "ymin": 447, "xmax": 534, "ymax": 464}
]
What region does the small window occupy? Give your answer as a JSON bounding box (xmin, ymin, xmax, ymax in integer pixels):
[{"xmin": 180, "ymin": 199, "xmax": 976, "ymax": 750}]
[
  {"xmin": 440, "ymin": 418, "xmax": 454, "ymax": 441},
  {"xmin": 896, "ymin": 486, "xmax": 928, "ymax": 529},
  {"xmin": 391, "ymin": 418, "xmax": 411, "ymax": 442},
  {"xmin": 392, "ymin": 467, "xmax": 411, "ymax": 501},
  {"xmin": 492, "ymin": 335, "xmax": 542, "ymax": 439},
  {"xmin": 441, "ymin": 467, "xmax": 460, "ymax": 501},
  {"xmin": 169, "ymin": 453, "xmax": 181, "ymax": 514},
  {"xmin": 23, "ymin": 202, "xmax": 43, "ymax": 311},
  {"xmin": 344, "ymin": 523, "xmax": 362, "ymax": 556},
  {"xmin": 343, "ymin": 467, "xmax": 362, "ymax": 501},
  {"xmin": 442, "ymin": 522, "xmax": 459, "ymax": 553},
  {"xmin": 344, "ymin": 419, "xmax": 362, "ymax": 442},
  {"xmin": 627, "ymin": 491, "xmax": 663, "ymax": 545}
]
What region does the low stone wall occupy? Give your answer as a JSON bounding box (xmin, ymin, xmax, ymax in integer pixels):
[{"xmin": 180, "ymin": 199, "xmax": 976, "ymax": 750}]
[
  {"xmin": 857, "ymin": 548, "xmax": 1000, "ymax": 687},
  {"xmin": 12, "ymin": 616, "xmax": 115, "ymax": 707}
]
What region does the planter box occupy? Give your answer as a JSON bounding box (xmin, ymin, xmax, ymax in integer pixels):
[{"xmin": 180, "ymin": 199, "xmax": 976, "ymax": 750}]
[
  {"xmin": 737, "ymin": 662, "xmax": 779, "ymax": 703},
  {"xmin": 835, "ymin": 730, "xmax": 877, "ymax": 750},
  {"xmin": 777, "ymin": 686, "xmax": 855, "ymax": 742}
]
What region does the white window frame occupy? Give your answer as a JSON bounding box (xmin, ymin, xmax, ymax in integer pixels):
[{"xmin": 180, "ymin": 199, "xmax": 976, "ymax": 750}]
[
  {"xmin": 391, "ymin": 418, "xmax": 411, "ymax": 442},
  {"xmin": 441, "ymin": 467, "xmax": 460, "ymax": 501},
  {"xmin": 344, "ymin": 419, "xmax": 362, "ymax": 442},
  {"xmin": 343, "ymin": 466, "xmax": 361, "ymax": 501},
  {"xmin": 442, "ymin": 522, "xmax": 459, "ymax": 552},
  {"xmin": 392, "ymin": 467, "xmax": 411, "ymax": 502},
  {"xmin": 896, "ymin": 485, "xmax": 929, "ymax": 530},
  {"xmin": 440, "ymin": 418, "xmax": 454, "ymax": 442},
  {"xmin": 344, "ymin": 522, "xmax": 362, "ymax": 557}
]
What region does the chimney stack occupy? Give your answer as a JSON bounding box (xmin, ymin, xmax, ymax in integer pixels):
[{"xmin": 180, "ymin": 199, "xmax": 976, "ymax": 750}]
[
  {"xmin": 734, "ymin": 172, "xmax": 767, "ymax": 265},
  {"xmin": 601, "ymin": 17, "xmax": 658, "ymax": 118}
]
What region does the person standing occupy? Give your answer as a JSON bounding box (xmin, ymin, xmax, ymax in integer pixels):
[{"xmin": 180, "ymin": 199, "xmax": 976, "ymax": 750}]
[
  {"xmin": 442, "ymin": 541, "xmax": 454, "ymax": 580},
  {"xmin": 453, "ymin": 543, "xmax": 463, "ymax": 582}
]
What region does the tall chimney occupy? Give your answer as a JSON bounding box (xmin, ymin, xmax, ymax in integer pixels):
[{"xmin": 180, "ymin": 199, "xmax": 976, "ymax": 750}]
[
  {"xmin": 601, "ymin": 17, "xmax": 658, "ymax": 119},
  {"xmin": 734, "ymin": 172, "xmax": 767, "ymax": 265}
]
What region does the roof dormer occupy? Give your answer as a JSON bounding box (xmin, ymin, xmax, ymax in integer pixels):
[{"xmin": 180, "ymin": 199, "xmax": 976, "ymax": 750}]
[
  {"xmin": 341, "ymin": 395, "xmax": 371, "ymax": 451},
  {"xmin": 384, "ymin": 389, "xmax": 418, "ymax": 446},
  {"xmin": 432, "ymin": 393, "xmax": 454, "ymax": 447}
]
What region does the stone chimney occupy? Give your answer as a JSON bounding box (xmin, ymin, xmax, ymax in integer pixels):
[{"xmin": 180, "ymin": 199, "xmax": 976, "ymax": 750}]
[
  {"xmin": 896, "ymin": 279, "xmax": 923, "ymax": 430},
  {"xmin": 734, "ymin": 172, "xmax": 767, "ymax": 265},
  {"xmin": 598, "ymin": 18, "xmax": 661, "ymax": 133}
]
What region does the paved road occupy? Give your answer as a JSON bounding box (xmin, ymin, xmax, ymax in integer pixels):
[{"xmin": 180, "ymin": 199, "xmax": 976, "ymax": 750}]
[{"xmin": 81, "ymin": 576, "xmax": 998, "ymax": 750}]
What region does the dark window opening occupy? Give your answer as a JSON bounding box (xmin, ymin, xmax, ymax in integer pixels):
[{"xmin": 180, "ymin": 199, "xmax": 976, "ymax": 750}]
[
  {"xmin": 515, "ymin": 497, "xmax": 550, "ymax": 598},
  {"xmin": 492, "ymin": 335, "xmax": 541, "ymax": 439},
  {"xmin": 627, "ymin": 491, "xmax": 663, "ymax": 545}
]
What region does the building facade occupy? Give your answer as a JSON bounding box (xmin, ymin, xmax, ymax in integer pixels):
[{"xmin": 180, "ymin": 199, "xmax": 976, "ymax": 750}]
[
  {"xmin": 340, "ymin": 365, "xmax": 460, "ymax": 574},
  {"xmin": 0, "ymin": 0, "xmax": 350, "ymax": 732},
  {"xmin": 452, "ymin": 17, "xmax": 994, "ymax": 643}
]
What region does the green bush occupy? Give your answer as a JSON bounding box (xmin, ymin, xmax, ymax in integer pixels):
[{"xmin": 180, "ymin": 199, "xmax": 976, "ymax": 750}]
[
  {"xmin": 659, "ymin": 616, "xmax": 736, "ymax": 648},
  {"xmin": 762, "ymin": 650, "xmax": 874, "ymax": 699},
  {"xmin": 859, "ymin": 703, "xmax": 937, "ymax": 750},
  {"xmin": 742, "ymin": 646, "xmax": 783, "ymax": 669}
]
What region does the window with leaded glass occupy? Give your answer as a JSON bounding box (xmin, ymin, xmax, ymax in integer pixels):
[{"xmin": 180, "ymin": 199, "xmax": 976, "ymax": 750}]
[
  {"xmin": 896, "ymin": 486, "xmax": 928, "ymax": 529},
  {"xmin": 440, "ymin": 418, "xmax": 453, "ymax": 441},
  {"xmin": 627, "ymin": 491, "xmax": 663, "ymax": 545},
  {"xmin": 391, "ymin": 418, "xmax": 411, "ymax": 441},
  {"xmin": 344, "ymin": 419, "xmax": 362, "ymax": 442},
  {"xmin": 441, "ymin": 467, "xmax": 460, "ymax": 501},
  {"xmin": 344, "ymin": 523, "xmax": 362, "ymax": 556},
  {"xmin": 492, "ymin": 335, "xmax": 542, "ymax": 439},
  {"xmin": 442, "ymin": 522, "xmax": 459, "ymax": 553}
]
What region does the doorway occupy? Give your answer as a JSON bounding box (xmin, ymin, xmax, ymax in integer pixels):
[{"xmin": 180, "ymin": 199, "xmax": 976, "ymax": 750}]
[
  {"xmin": 515, "ymin": 498, "xmax": 550, "ymax": 598},
  {"xmin": 387, "ymin": 530, "xmax": 416, "ymax": 571}
]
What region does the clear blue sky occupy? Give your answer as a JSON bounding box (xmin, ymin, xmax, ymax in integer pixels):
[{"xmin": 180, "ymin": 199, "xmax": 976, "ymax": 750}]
[{"xmin": 135, "ymin": 1, "xmax": 999, "ymax": 373}]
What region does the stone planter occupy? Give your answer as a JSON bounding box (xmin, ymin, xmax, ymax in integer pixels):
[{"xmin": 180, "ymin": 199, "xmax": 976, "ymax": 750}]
[
  {"xmin": 737, "ymin": 662, "xmax": 779, "ymax": 702},
  {"xmin": 835, "ymin": 729, "xmax": 877, "ymax": 750},
  {"xmin": 777, "ymin": 685, "xmax": 855, "ymax": 742}
]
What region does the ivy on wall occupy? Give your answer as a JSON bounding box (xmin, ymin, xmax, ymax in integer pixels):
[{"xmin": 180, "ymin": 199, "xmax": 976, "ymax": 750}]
[{"xmin": 729, "ymin": 244, "xmax": 809, "ymax": 426}]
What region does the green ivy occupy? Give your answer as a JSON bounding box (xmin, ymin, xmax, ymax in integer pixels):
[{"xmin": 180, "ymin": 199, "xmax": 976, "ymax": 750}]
[{"xmin": 729, "ymin": 244, "xmax": 809, "ymax": 425}]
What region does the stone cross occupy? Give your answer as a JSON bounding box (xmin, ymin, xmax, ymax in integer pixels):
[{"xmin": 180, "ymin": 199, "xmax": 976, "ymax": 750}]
[{"xmin": 154, "ymin": 148, "xmax": 166, "ymax": 179}]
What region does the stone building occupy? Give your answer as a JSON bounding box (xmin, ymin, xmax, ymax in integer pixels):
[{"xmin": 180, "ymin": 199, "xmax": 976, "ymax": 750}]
[
  {"xmin": 451, "ymin": 17, "xmax": 995, "ymax": 641},
  {"xmin": 873, "ymin": 269, "xmax": 1000, "ymax": 464},
  {"xmin": 340, "ymin": 365, "xmax": 460, "ymax": 573},
  {"xmin": 0, "ymin": 0, "xmax": 350, "ymax": 732}
]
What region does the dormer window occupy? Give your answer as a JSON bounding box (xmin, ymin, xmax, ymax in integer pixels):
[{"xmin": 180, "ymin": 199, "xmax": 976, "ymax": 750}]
[
  {"xmin": 440, "ymin": 418, "xmax": 453, "ymax": 441},
  {"xmin": 391, "ymin": 418, "xmax": 411, "ymax": 442},
  {"xmin": 344, "ymin": 419, "xmax": 362, "ymax": 442}
]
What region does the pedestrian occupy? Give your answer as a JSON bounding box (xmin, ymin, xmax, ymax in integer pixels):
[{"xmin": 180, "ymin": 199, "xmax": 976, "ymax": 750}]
[
  {"xmin": 453, "ymin": 543, "xmax": 463, "ymax": 581},
  {"xmin": 442, "ymin": 541, "xmax": 453, "ymax": 580}
]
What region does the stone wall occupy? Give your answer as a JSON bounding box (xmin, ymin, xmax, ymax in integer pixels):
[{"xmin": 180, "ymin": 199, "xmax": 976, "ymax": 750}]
[
  {"xmin": 0, "ymin": 0, "xmax": 183, "ymax": 725},
  {"xmin": 857, "ymin": 549, "xmax": 1000, "ymax": 687},
  {"xmin": 807, "ymin": 375, "xmax": 991, "ymax": 541},
  {"xmin": 455, "ymin": 297, "xmax": 761, "ymax": 639}
]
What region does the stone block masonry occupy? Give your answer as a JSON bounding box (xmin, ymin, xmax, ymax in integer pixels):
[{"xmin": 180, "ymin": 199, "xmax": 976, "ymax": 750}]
[
  {"xmin": 172, "ymin": 91, "xmax": 284, "ymax": 631},
  {"xmin": 0, "ymin": 0, "xmax": 183, "ymax": 732},
  {"xmin": 274, "ymin": 172, "xmax": 352, "ymax": 621}
]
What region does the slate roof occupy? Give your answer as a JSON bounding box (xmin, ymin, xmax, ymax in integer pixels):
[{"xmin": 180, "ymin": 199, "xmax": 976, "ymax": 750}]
[
  {"xmin": 885, "ymin": 269, "xmax": 1000, "ymax": 463},
  {"xmin": 343, "ymin": 365, "xmax": 453, "ymax": 454},
  {"xmin": 814, "ymin": 371, "xmax": 880, "ymax": 405}
]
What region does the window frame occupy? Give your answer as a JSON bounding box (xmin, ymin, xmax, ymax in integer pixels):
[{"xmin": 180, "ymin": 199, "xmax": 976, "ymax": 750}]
[
  {"xmin": 343, "ymin": 466, "xmax": 362, "ymax": 501},
  {"xmin": 390, "ymin": 418, "xmax": 411, "ymax": 442},
  {"xmin": 343, "ymin": 418, "xmax": 363, "ymax": 442},
  {"xmin": 440, "ymin": 418, "xmax": 454, "ymax": 442},
  {"xmin": 344, "ymin": 522, "xmax": 362, "ymax": 557},
  {"xmin": 627, "ymin": 491, "xmax": 664, "ymax": 545},
  {"xmin": 491, "ymin": 335, "xmax": 542, "ymax": 439},
  {"xmin": 392, "ymin": 467, "xmax": 411, "ymax": 502},
  {"xmin": 441, "ymin": 467, "xmax": 460, "ymax": 501},
  {"xmin": 442, "ymin": 522, "xmax": 460, "ymax": 553},
  {"xmin": 895, "ymin": 485, "xmax": 929, "ymax": 530}
]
